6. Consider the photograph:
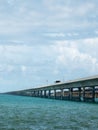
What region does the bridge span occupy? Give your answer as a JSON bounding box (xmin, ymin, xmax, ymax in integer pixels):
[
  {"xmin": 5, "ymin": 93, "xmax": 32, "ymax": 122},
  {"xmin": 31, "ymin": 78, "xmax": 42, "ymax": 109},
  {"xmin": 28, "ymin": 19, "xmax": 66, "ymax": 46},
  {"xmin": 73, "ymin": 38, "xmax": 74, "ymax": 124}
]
[{"xmin": 7, "ymin": 75, "xmax": 98, "ymax": 102}]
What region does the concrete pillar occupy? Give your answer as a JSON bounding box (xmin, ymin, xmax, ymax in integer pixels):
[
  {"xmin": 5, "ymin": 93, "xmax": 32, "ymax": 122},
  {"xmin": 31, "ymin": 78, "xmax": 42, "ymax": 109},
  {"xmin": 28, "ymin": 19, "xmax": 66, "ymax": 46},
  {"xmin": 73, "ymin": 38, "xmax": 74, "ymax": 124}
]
[
  {"xmin": 70, "ymin": 88, "xmax": 73, "ymax": 100},
  {"xmin": 40, "ymin": 90, "xmax": 42, "ymax": 97},
  {"xmin": 34, "ymin": 91, "xmax": 36, "ymax": 97},
  {"xmin": 48, "ymin": 90, "xmax": 51, "ymax": 98},
  {"xmin": 32, "ymin": 91, "xmax": 35, "ymax": 97},
  {"xmin": 92, "ymin": 86, "xmax": 95, "ymax": 102},
  {"xmin": 78, "ymin": 87, "xmax": 81, "ymax": 101},
  {"xmin": 68, "ymin": 88, "xmax": 70, "ymax": 99},
  {"xmin": 41, "ymin": 90, "xmax": 44, "ymax": 98},
  {"xmin": 44, "ymin": 90, "xmax": 46, "ymax": 98},
  {"xmin": 54, "ymin": 90, "xmax": 56, "ymax": 99},
  {"xmin": 36, "ymin": 90, "xmax": 39, "ymax": 97},
  {"xmin": 83, "ymin": 87, "xmax": 85, "ymax": 102},
  {"xmin": 60, "ymin": 89, "xmax": 63, "ymax": 100}
]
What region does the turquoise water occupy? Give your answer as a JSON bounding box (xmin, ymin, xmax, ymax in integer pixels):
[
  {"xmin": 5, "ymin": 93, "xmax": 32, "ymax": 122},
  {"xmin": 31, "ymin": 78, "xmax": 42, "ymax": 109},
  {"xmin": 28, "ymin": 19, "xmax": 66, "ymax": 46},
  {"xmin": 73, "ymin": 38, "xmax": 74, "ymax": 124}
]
[{"xmin": 0, "ymin": 94, "xmax": 98, "ymax": 130}]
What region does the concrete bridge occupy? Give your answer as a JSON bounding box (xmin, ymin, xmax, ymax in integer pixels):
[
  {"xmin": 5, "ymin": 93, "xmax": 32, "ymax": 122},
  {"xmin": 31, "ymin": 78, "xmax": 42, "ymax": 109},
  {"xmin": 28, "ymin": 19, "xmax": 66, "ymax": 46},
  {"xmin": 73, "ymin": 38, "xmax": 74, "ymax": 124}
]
[{"xmin": 8, "ymin": 75, "xmax": 98, "ymax": 103}]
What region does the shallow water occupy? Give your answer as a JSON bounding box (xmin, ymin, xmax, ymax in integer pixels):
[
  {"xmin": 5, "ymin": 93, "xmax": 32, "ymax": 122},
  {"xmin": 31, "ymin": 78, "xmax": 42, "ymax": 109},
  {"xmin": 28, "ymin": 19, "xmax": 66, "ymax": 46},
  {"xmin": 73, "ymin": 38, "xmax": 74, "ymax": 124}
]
[{"xmin": 0, "ymin": 94, "xmax": 98, "ymax": 130}]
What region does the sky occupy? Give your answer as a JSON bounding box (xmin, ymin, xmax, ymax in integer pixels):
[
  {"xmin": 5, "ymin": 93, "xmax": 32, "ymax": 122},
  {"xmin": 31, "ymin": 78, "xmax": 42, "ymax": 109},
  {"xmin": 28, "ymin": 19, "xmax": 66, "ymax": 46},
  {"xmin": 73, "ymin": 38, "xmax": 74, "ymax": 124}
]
[{"xmin": 0, "ymin": 0, "xmax": 98, "ymax": 92}]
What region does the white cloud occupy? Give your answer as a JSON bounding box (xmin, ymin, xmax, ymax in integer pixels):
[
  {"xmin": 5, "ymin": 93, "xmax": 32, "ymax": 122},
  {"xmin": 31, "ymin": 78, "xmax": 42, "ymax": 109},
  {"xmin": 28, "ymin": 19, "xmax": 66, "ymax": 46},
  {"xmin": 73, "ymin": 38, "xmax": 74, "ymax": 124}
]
[
  {"xmin": 1, "ymin": 37, "xmax": 98, "ymax": 77},
  {"xmin": 95, "ymin": 31, "xmax": 98, "ymax": 34},
  {"xmin": 52, "ymin": 37, "xmax": 98, "ymax": 78},
  {"xmin": 44, "ymin": 32, "xmax": 65, "ymax": 37},
  {"xmin": 21, "ymin": 65, "xmax": 27, "ymax": 72},
  {"xmin": 7, "ymin": 0, "xmax": 14, "ymax": 5},
  {"xmin": 21, "ymin": 65, "xmax": 27, "ymax": 76}
]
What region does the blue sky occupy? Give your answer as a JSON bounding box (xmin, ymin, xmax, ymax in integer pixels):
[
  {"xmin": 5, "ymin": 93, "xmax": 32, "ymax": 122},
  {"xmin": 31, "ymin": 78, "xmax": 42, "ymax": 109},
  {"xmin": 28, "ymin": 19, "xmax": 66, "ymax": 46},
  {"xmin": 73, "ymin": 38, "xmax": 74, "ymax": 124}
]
[{"xmin": 0, "ymin": 0, "xmax": 98, "ymax": 92}]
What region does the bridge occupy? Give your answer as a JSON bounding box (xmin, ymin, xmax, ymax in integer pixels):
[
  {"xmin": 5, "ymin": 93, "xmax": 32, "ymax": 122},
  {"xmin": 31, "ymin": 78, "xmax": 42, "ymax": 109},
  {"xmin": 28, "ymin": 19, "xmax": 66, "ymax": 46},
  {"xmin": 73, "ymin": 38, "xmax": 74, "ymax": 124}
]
[{"xmin": 7, "ymin": 75, "xmax": 98, "ymax": 103}]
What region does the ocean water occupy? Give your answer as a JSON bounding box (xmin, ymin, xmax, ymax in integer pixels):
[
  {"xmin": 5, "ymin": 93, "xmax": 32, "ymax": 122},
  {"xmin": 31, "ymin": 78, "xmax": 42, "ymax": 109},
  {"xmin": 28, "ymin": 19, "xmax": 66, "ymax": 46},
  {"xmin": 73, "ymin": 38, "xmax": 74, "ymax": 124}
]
[{"xmin": 0, "ymin": 94, "xmax": 98, "ymax": 130}]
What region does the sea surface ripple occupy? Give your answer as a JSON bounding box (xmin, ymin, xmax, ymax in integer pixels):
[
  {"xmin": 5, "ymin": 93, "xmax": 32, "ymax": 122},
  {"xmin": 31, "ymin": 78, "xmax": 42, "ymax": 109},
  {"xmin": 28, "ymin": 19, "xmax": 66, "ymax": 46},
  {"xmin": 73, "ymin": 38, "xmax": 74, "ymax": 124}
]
[{"xmin": 0, "ymin": 94, "xmax": 98, "ymax": 130}]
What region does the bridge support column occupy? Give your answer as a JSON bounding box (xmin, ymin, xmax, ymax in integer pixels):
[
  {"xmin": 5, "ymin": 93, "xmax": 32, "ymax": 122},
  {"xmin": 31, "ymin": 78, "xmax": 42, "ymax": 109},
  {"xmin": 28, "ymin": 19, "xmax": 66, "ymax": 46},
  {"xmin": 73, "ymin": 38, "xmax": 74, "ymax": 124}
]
[
  {"xmin": 92, "ymin": 86, "xmax": 95, "ymax": 102},
  {"xmin": 60, "ymin": 89, "xmax": 63, "ymax": 100},
  {"xmin": 70, "ymin": 88, "xmax": 73, "ymax": 100},
  {"xmin": 79, "ymin": 87, "xmax": 81, "ymax": 101},
  {"xmin": 35, "ymin": 91, "xmax": 37, "ymax": 97},
  {"xmin": 32, "ymin": 91, "xmax": 35, "ymax": 97},
  {"xmin": 83, "ymin": 87, "xmax": 85, "ymax": 102},
  {"xmin": 38, "ymin": 90, "xmax": 40, "ymax": 97},
  {"xmin": 48, "ymin": 90, "xmax": 51, "ymax": 98},
  {"xmin": 44, "ymin": 90, "xmax": 46, "ymax": 98},
  {"xmin": 35, "ymin": 91, "xmax": 38, "ymax": 97},
  {"xmin": 42, "ymin": 90, "xmax": 43, "ymax": 97},
  {"xmin": 54, "ymin": 90, "xmax": 56, "ymax": 99},
  {"xmin": 40, "ymin": 90, "xmax": 42, "ymax": 97}
]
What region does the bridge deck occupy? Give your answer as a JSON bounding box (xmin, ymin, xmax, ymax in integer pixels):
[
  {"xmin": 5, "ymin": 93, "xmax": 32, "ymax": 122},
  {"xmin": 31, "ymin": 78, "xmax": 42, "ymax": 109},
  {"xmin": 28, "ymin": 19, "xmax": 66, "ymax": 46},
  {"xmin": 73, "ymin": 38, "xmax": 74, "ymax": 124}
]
[{"xmin": 24, "ymin": 75, "xmax": 98, "ymax": 91}]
